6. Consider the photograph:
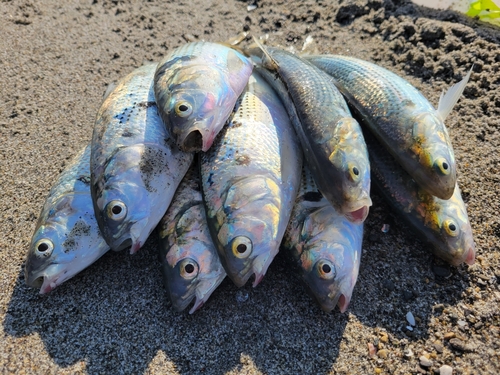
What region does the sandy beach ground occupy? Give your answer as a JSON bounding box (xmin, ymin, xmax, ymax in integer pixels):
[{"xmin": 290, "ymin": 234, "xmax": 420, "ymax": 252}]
[{"xmin": 1, "ymin": 0, "xmax": 499, "ymax": 374}]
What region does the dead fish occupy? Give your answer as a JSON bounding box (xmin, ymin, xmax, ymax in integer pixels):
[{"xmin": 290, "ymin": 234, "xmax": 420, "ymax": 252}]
[
  {"xmin": 91, "ymin": 63, "xmax": 193, "ymax": 253},
  {"xmin": 154, "ymin": 42, "xmax": 253, "ymax": 152},
  {"xmin": 158, "ymin": 162, "xmax": 226, "ymax": 314},
  {"xmin": 282, "ymin": 165, "xmax": 364, "ymax": 313},
  {"xmin": 201, "ymin": 71, "xmax": 302, "ymax": 287},
  {"xmin": 25, "ymin": 145, "xmax": 110, "ymax": 293},
  {"xmin": 248, "ymin": 42, "xmax": 372, "ymax": 223},
  {"xmin": 306, "ymin": 55, "xmax": 471, "ymax": 200},
  {"xmin": 366, "ymin": 129, "xmax": 475, "ymax": 266}
]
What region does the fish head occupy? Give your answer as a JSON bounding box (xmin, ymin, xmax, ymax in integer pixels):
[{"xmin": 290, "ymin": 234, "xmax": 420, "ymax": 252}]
[
  {"xmin": 161, "ymin": 204, "xmax": 226, "ymax": 314},
  {"xmin": 411, "ymin": 112, "xmax": 457, "ymax": 199},
  {"xmin": 432, "ymin": 186, "xmax": 476, "ymax": 266},
  {"xmin": 297, "ymin": 206, "xmax": 363, "ymax": 312},
  {"xmin": 93, "ymin": 145, "xmax": 172, "ymax": 253},
  {"xmin": 161, "ymin": 53, "xmax": 252, "ymax": 153},
  {"xmin": 25, "ymin": 194, "xmax": 109, "ymax": 293},
  {"xmin": 328, "ymin": 118, "xmax": 372, "ymax": 223},
  {"xmin": 214, "ymin": 176, "xmax": 283, "ymax": 287}
]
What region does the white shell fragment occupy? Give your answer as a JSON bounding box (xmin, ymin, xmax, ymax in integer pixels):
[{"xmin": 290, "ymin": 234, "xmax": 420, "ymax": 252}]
[{"xmin": 406, "ymin": 311, "xmax": 416, "ymax": 326}]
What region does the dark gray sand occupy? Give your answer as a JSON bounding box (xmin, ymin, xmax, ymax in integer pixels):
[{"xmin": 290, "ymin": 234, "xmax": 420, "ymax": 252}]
[{"xmin": 1, "ymin": 0, "xmax": 500, "ymax": 374}]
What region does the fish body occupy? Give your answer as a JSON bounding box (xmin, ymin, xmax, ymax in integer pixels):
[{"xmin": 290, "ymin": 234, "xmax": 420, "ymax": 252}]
[
  {"xmin": 91, "ymin": 63, "xmax": 193, "ymax": 253},
  {"xmin": 366, "ymin": 130, "xmax": 475, "ymax": 266},
  {"xmin": 25, "ymin": 145, "xmax": 110, "ymax": 293},
  {"xmin": 306, "ymin": 55, "xmax": 466, "ymax": 200},
  {"xmin": 158, "ymin": 163, "xmax": 226, "ymax": 314},
  {"xmin": 282, "ymin": 166, "xmax": 364, "ymax": 313},
  {"xmin": 249, "ymin": 46, "xmax": 371, "ymax": 223},
  {"xmin": 154, "ymin": 42, "xmax": 253, "ymax": 152},
  {"xmin": 201, "ymin": 71, "xmax": 302, "ymax": 287}
]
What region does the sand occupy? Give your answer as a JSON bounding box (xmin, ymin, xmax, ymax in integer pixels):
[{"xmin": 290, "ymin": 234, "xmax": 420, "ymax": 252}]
[{"xmin": 1, "ymin": 0, "xmax": 499, "ymax": 374}]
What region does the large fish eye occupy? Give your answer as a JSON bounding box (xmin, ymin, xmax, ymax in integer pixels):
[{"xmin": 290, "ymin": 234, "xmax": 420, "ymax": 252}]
[
  {"xmin": 316, "ymin": 260, "xmax": 336, "ymax": 280},
  {"xmin": 174, "ymin": 101, "xmax": 193, "ymax": 117},
  {"xmin": 231, "ymin": 236, "xmax": 252, "ymax": 259},
  {"xmin": 347, "ymin": 162, "xmax": 361, "ymax": 183},
  {"xmin": 106, "ymin": 200, "xmax": 127, "ymax": 221},
  {"xmin": 444, "ymin": 219, "xmax": 459, "ymax": 237},
  {"xmin": 434, "ymin": 157, "xmax": 451, "ymax": 176},
  {"xmin": 34, "ymin": 239, "xmax": 54, "ymax": 257},
  {"xmin": 179, "ymin": 259, "xmax": 199, "ymax": 280}
]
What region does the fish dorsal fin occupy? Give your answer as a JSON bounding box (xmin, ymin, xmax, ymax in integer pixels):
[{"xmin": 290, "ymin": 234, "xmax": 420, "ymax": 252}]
[
  {"xmin": 251, "ymin": 35, "xmax": 279, "ymax": 71},
  {"xmin": 436, "ymin": 66, "xmax": 473, "ymax": 121}
]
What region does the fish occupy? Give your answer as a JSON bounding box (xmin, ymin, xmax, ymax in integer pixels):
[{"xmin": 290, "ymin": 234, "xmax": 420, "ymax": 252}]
[
  {"xmin": 91, "ymin": 63, "xmax": 193, "ymax": 253},
  {"xmin": 282, "ymin": 165, "xmax": 364, "ymax": 313},
  {"xmin": 201, "ymin": 71, "xmax": 302, "ymax": 287},
  {"xmin": 365, "ymin": 129, "xmax": 475, "ymax": 266},
  {"xmin": 248, "ymin": 43, "xmax": 371, "ymax": 223},
  {"xmin": 306, "ymin": 55, "xmax": 471, "ymax": 200},
  {"xmin": 25, "ymin": 145, "xmax": 110, "ymax": 293},
  {"xmin": 157, "ymin": 162, "xmax": 226, "ymax": 314},
  {"xmin": 154, "ymin": 42, "xmax": 253, "ymax": 152}
]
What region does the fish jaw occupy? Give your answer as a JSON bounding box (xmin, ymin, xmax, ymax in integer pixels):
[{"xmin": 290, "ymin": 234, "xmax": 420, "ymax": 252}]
[
  {"xmin": 337, "ymin": 294, "xmax": 350, "ymax": 313},
  {"xmin": 128, "ymin": 217, "xmax": 150, "ymax": 254},
  {"xmin": 344, "ymin": 205, "xmax": 370, "ymax": 224}
]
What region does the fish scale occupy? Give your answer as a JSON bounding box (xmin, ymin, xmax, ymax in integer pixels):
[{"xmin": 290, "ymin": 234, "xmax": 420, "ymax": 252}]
[
  {"xmin": 306, "ymin": 55, "xmax": 458, "ymax": 200},
  {"xmin": 201, "ymin": 71, "xmax": 302, "ymax": 288}
]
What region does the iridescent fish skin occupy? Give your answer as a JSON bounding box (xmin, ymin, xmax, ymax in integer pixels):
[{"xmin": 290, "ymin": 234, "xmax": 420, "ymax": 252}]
[
  {"xmin": 91, "ymin": 63, "xmax": 193, "ymax": 253},
  {"xmin": 282, "ymin": 166, "xmax": 363, "ymax": 313},
  {"xmin": 25, "ymin": 145, "xmax": 110, "ymax": 293},
  {"xmin": 248, "ymin": 46, "xmax": 371, "ymax": 224},
  {"xmin": 154, "ymin": 42, "xmax": 253, "ymax": 152},
  {"xmin": 366, "ymin": 130, "xmax": 475, "ymax": 266},
  {"xmin": 158, "ymin": 163, "xmax": 226, "ymax": 314},
  {"xmin": 201, "ymin": 71, "xmax": 302, "ymax": 287},
  {"xmin": 306, "ymin": 55, "xmax": 458, "ymax": 200}
]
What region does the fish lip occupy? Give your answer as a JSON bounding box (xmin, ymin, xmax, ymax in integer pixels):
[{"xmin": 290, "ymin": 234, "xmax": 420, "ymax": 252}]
[
  {"xmin": 128, "ymin": 218, "xmax": 150, "ymax": 254},
  {"xmin": 337, "ymin": 293, "xmax": 350, "ymax": 313},
  {"xmin": 344, "ymin": 205, "xmax": 370, "ymax": 223},
  {"xmin": 464, "ymin": 247, "xmax": 476, "ymax": 265},
  {"xmin": 188, "ymin": 298, "xmax": 205, "ymax": 314}
]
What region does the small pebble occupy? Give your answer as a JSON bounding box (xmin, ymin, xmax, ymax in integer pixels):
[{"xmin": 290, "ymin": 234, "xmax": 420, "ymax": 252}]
[
  {"xmin": 235, "ymin": 290, "xmax": 249, "ymax": 303},
  {"xmin": 380, "ymin": 333, "xmax": 389, "ymax": 343},
  {"xmin": 449, "ymin": 338, "xmax": 469, "ymax": 352},
  {"xmin": 377, "ymin": 349, "xmax": 388, "ymax": 359},
  {"xmin": 433, "ymin": 340, "xmax": 444, "ymax": 354},
  {"xmin": 403, "ymin": 348, "xmax": 413, "ymax": 358},
  {"xmin": 402, "ymin": 290, "xmax": 413, "ymax": 301},
  {"xmin": 406, "ymin": 311, "xmax": 416, "ymax": 326},
  {"xmin": 368, "ymin": 342, "xmax": 377, "ymax": 357},
  {"xmin": 382, "ymin": 279, "xmax": 395, "ymax": 291},
  {"xmin": 432, "ymin": 265, "xmax": 452, "ymax": 278},
  {"xmin": 419, "ymin": 355, "xmax": 433, "ymax": 367},
  {"xmin": 381, "ymin": 223, "xmax": 390, "ymax": 233},
  {"xmin": 439, "ymin": 364, "xmax": 453, "ymax": 375},
  {"xmin": 247, "ymin": 4, "xmax": 257, "ymax": 11},
  {"xmin": 444, "ymin": 332, "xmax": 455, "ymax": 340},
  {"xmin": 406, "ymin": 325, "xmax": 414, "ymax": 331},
  {"xmin": 457, "ymin": 320, "xmax": 467, "ymax": 327}
]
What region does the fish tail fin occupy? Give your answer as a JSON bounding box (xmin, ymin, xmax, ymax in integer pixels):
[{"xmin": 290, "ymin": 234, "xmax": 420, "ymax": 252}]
[
  {"xmin": 436, "ymin": 66, "xmax": 473, "ymax": 121},
  {"xmin": 250, "ymin": 35, "xmax": 279, "ymax": 70}
]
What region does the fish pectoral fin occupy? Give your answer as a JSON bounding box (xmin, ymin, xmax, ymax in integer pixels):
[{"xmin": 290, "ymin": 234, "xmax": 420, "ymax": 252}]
[{"xmin": 436, "ymin": 66, "xmax": 473, "ymax": 121}]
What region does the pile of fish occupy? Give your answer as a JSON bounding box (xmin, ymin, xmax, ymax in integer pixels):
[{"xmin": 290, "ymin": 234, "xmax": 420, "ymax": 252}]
[{"xmin": 24, "ymin": 39, "xmax": 476, "ymax": 314}]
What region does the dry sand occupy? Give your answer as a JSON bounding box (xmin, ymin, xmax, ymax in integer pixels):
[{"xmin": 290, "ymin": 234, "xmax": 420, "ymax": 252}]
[{"xmin": 1, "ymin": 0, "xmax": 499, "ymax": 374}]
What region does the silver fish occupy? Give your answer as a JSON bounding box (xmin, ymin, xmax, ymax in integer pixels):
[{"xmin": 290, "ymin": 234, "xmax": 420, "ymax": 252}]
[
  {"xmin": 248, "ymin": 44, "xmax": 372, "ymax": 223},
  {"xmin": 366, "ymin": 130, "xmax": 475, "ymax": 266},
  {"xmin": 158, "ymin": 162, "xmax": 226, "ymax": 314},
  {"xmin": 25, "ymin": 145, "xmax": 110, "ymax": 293},
  {"xmin": 201, "ymin": 71, "xmax": 302, "ymax": 287},
  {"xmin": 282, "ymin": 165, "xmax": 364, "ymax": 313},
  {"xmin": 91, "ymin": 63, "xmax": 193, "ymax": 253},
  {"xmin": 306, "ymin": 55, "xmax": 471, "ymax": 200},
  {"xmin": 154, "ymin": 42, "xmax": 253, "ymax": 152}
]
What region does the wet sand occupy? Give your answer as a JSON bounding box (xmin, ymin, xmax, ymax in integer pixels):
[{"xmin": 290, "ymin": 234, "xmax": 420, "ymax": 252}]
[{"xmin": 1, "ymin": 0, "xmax": 499, "ymax": 374}]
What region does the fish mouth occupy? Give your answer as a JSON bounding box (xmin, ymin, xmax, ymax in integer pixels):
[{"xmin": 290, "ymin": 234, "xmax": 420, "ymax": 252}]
[
  {"xmin": 344, "ymin": 205, "xmax": 370, "ymax": 223},
  {"xmin": 181, "ymin": 130, "xmax": 203, "ymax": 152},
  {"xmin": 188, "ymin": 297, "xmax": 205, "ymax": 314},
  {"xmin": 179, "ymin": 116, "xmax": 216, "ymax": 152},
  {"xmin": 129, "ymin": 218, "xmax": 149, "ymax": 254},
  {"xmin": 464, "ymin": 247, "xmax": 476, "ymax": 265},
  {"xmin": 337, "ymin": 293, "xmax": 351, "ymax": 313}
]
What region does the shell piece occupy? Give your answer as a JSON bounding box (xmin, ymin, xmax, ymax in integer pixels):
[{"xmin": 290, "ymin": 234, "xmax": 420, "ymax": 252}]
[
  {"xmin": 154, "ymin": 42, "xmax": 253, "ymax": 152},
  {"xmin": 25, "ymin": 145, "xmax": 110, "ymax": 293},
  {"xmin": 91, "ymin": 63, "xmax": 193, "ymax": 253},
  {"xmin": 201, "ymin": 71, "xmax": 302, "ymax": 287}
]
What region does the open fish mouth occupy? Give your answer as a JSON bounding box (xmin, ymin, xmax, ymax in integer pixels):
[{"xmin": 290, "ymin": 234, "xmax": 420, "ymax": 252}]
[
  {"xmin": 464, "ymin": 247, "xmax": 476, "ymax": 265},
  {"xmin": 344, "ymin": 205, "xmax": 370, "ymax": 223}
]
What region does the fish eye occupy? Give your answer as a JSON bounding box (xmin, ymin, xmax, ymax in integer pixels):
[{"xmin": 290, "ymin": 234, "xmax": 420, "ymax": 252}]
[
  {"xmin": 347, "ymin": 163, "xmax": 361, "ymax": 182},
  {"xmin": 179, "ymin": 259, "xmax": 199, "ymax": 280},
  {"xmin": 174, "ymin": 101, "xmax": 193, "ymax": 117},
  {"xmin": 316, "ymin": 260, "xmax": 336, "ymax": 280},
  {"xmin": 106, "ymin": 200, "xmax": 127, "ymax": 221},
  {"xmin": 444, "ymin": 219, "xmax": 459, "ymax": 237},
  {"xmin": 34, "ymin": 239, "xmax": 54, "ymax": 257},
  {"xmin": 231, "ymin": 236, "xmax": 252, "ymax": 259},
  {"xmin": 434, "ymin": 157, "xmax": 451, "ymax": 175}
]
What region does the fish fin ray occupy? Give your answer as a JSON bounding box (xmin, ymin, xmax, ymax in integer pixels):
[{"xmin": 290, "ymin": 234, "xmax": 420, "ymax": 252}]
[
  {"xmin": 251, "ymin": 36, "xmax": 279, "ymax": 70},
  {"xmin": 436, "ymin": 66, "xmax": 473, "ymax": 121}
]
